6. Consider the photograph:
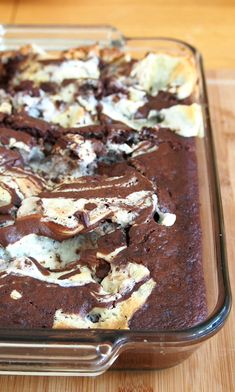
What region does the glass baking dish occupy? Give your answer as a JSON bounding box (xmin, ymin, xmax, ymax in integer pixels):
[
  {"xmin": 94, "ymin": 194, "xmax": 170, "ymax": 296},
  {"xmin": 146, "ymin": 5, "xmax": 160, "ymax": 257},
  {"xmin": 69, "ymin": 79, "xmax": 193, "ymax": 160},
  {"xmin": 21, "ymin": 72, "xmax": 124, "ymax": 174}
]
[{"xmin": 0, "ymin": 24, "xmax": 231, "ymax": 376}]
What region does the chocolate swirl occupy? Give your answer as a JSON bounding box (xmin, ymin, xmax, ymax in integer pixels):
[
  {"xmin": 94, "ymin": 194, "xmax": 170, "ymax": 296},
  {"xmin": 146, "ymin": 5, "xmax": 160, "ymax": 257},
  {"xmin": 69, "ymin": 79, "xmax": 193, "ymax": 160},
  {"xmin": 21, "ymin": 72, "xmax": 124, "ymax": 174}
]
[{"xmin": 0, "ymin": 43, "xmax": 206, "ymax": 330}]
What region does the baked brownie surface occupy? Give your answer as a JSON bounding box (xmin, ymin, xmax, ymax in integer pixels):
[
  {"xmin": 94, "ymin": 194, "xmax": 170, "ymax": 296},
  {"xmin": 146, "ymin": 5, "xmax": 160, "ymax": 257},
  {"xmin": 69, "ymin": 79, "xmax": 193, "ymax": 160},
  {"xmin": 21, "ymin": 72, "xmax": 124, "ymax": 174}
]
[{"xmin": 0, "ymin": 44, "xmax": 207, "ymax": 329}]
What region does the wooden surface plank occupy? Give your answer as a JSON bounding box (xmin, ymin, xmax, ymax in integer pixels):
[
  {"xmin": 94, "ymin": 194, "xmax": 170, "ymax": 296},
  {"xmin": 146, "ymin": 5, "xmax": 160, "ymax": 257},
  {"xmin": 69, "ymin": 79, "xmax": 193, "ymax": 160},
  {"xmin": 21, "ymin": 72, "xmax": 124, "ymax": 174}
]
[
  {"xmin": 0, "ymin": 0, "xmax": 17, "ymax": 23},
  {"xmin": 0, "ymin": 70, "xmax": 234, "ymax": 392},
  {"xmin": 11, "ymin": 0, "xmax": 235, "ymax": 68},
  {"xmin": 1, "ymin": 1, "xmax": 235, "ymax": 389}
]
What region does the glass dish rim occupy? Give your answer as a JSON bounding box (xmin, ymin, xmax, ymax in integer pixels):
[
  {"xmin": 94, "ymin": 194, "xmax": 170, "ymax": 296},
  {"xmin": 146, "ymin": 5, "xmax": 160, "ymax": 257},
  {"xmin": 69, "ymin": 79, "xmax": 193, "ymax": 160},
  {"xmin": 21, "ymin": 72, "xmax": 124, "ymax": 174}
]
[{"xmin": 0, "ymin": 24, "xmax": 231, "ymax": 345}]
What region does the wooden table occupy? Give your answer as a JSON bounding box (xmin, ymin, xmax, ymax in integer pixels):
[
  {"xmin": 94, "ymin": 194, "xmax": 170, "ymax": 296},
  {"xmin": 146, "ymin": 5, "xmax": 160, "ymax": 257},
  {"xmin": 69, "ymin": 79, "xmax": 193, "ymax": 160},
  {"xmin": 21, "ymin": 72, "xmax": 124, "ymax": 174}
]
[{"xmin": 0, "ymin": 1, "xmax": 235, "ymax": 391}]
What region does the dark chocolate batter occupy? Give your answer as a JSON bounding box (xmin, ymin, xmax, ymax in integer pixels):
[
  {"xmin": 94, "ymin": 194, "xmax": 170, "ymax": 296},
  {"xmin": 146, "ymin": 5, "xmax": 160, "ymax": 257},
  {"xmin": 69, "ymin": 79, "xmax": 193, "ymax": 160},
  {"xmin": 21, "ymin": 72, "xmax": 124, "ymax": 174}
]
[{"xmin": 0, "ymin": 45, "xmax": 207, "ymax": 330}]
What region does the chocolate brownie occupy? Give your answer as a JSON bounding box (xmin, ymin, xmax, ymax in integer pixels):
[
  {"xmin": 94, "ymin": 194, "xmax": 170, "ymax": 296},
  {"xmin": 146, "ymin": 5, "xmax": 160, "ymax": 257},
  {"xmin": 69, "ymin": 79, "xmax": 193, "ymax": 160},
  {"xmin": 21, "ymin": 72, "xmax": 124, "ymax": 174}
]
[{"xmin": 0, "ymin": 43, "xmax": 207, "ymax": 329}]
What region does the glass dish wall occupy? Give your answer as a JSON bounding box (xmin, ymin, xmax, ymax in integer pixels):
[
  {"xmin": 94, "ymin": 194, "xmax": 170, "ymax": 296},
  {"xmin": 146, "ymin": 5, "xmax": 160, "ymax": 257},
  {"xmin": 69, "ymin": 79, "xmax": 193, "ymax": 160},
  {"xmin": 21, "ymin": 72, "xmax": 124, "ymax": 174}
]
[{"xmin": 0, "ymin": 25, "xmax": 231, "ymax": 376}]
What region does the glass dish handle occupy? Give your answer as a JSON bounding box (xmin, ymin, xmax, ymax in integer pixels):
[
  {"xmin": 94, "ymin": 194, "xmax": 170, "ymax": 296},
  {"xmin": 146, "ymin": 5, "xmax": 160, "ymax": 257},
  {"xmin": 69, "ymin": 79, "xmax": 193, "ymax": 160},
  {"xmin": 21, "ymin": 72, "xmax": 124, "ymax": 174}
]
[{"xmin": 0, "ymin": 340, "xmax": 124, "ymax": 375}]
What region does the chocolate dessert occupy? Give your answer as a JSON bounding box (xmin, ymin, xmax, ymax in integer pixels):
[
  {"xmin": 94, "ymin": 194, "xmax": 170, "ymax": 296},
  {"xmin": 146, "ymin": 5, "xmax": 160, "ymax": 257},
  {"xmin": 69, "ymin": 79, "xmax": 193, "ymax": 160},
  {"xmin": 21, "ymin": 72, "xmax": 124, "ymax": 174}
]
[{"xmin": 0, "ymin": 44, "xmax": 207, "ymax": 329}]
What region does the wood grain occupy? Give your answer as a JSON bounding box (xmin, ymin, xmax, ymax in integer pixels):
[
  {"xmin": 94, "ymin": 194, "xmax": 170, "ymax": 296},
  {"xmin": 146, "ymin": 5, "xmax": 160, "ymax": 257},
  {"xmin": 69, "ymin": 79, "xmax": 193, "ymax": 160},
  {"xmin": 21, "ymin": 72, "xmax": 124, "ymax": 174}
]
[
  {"xmin": 0, "ymin": 1, "xmax": 235, "ymax": 390},
  {"xmin": 0, "ymin": 0, "xmax": 16, "ymax": 23},
  {"xmin": 0, "ymin": 71, "xmax": 234, "ymax": 392}
]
